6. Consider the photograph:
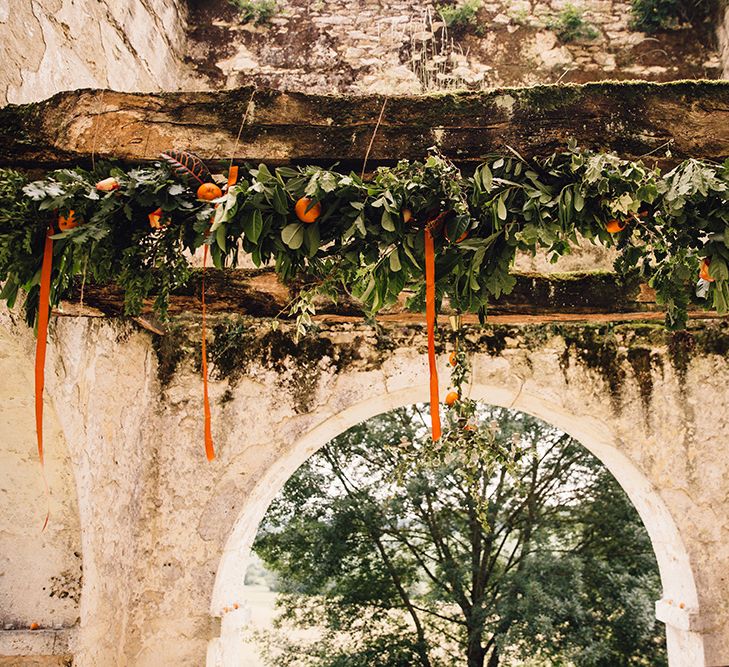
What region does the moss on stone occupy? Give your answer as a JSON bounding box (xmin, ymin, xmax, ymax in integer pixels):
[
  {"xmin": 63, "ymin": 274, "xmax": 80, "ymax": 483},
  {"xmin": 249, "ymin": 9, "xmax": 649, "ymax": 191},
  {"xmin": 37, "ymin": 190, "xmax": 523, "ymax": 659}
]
[
  {"xmin": 627, "ymin": 347, "xmax": 654, "ymax": 415},
  {"xmin": 152, "ymin": 321, "xmax": 195, "ymax": 389},
  {"xmin": 556, "ymin": 324, "xmax": 626, "ymax": 409}
]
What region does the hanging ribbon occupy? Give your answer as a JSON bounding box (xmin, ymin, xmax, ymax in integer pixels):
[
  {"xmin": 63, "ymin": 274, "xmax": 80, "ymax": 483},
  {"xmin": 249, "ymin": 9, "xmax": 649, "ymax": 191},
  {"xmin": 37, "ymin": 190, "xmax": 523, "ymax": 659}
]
[
  {"xmin": 35, "ymin": 223, "xmax": 54, "ymax": 530},
  {"xmin": 424, "ymin": 226, "xmax": 441, "ymax": 442},
  {"xmin": 201, "ymin": 167, "xmax": 239, "ymax": 461}
]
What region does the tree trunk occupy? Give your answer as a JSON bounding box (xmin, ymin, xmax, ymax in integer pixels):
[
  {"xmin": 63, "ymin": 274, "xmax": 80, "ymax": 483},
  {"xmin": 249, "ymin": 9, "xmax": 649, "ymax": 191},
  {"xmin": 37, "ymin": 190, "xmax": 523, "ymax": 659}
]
[
  {"xmin": 467, "ymin": 627, "xmax": 486, "ymax": 667},
  {"xmin": 487, "ymin": 643, "xmax": 500, "ymax": 667}
]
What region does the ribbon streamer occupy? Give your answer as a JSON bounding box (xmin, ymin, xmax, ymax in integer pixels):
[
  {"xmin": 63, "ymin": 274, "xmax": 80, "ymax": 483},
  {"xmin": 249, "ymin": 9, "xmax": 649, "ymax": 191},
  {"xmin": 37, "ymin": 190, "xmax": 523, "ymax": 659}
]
[
  {"xmin": 424, "ymin": 227, "xmax": 441, "ymax": 441},
  {"xmin": 35, "ymin": 224, "xmax": 54, "ymax": 529},
  {"xmin": 201, "ymin": 167, "xmax": 239, "ymax": 461}
]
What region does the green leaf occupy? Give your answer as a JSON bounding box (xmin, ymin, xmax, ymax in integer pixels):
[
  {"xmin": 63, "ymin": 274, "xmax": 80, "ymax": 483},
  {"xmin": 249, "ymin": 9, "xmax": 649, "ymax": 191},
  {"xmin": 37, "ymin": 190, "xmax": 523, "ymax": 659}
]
[
  {"xmin": 497, "ymin": 195, "xmax": 507, "ymax": 221},
  {"xmin": 304, "ymin": 223, "xmax": 320, "ymax": 258},
  {"xmin": 272, "ymin": 187, "xmax": 289, "ymax": 215},
  {"xmin": 574, "ymin": 188, "xmax": 585, "ymax": 212},
  {"xmin": 709, "ymin": 256, "xmax": 729, "ymax": 281},
  {"xmin": 215, "ymin": 224, "xmax": 227, "ymax": 252},
  {"xmin": 389, "ymin": 248, "xmax": 401, "ymax": 272},
  {"xmin": 244, "ymin": 209, "xmax": 264, "ymax": 244},
  {"xmin": 479, "ymin": 165, "xmax": 493, "ymax": 192},
  {"xmin": 381, "ymin": 210, "xmax": 396, "ymax": 232},
  {"xmin": 281, "ymin": 223, "xmax": 305, "ymax": 250}
]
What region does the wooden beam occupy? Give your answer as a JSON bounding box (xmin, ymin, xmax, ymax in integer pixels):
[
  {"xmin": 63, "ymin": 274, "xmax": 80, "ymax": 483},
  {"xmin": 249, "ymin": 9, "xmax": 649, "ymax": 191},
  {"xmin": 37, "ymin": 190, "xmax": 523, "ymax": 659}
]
[
  {"xmin": 2, "ymin": 81, "xmax": 729, "ymax": 169},
  {"xmin": 55, "ymin": 268, "xmax": 687, "ymax": 325}
]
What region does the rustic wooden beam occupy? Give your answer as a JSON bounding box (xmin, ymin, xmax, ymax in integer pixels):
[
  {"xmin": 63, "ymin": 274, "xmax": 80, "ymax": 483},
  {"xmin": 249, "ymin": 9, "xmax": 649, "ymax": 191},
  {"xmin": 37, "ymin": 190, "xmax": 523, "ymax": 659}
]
[
  {"xmin": 55, "ymin": 268, "xmax": 698, "ymax": 326},
  {"xmin": 3, "ymin": 81, "xmax": 729, "ymax": 169}
]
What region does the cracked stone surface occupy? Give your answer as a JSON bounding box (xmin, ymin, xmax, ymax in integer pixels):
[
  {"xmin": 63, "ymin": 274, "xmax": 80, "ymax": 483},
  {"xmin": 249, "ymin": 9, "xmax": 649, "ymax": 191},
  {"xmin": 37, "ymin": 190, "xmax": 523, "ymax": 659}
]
[{"xmin": 0, "ymin": 0, "xmax": 192, "ymax": 105}]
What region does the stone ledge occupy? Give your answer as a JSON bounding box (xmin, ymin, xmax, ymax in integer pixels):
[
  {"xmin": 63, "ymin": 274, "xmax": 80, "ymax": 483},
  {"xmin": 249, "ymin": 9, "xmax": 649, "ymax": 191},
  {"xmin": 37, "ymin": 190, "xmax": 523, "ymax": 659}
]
[{"xmin": 0, "ymin": 628, "xmax": 74, "ymax": 656}]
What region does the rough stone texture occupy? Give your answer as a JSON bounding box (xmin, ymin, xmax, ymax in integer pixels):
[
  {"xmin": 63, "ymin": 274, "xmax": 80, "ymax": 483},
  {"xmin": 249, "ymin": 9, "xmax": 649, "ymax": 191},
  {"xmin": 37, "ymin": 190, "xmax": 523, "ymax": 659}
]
[
  {"xmin": 187, "ymin": 0, "xmax": 723, "ymax": 95},
  {"xmin": 3, "ymin": 82, "xmax": 729, "ymax": 169},
  {"xmin": 2, "ymin": 311, "xmax": 729, "ymax": 666},
  {"xmin": 0, "ymin": 0, "xmax": 192, "ymax": 106},
  {"xmin": 718, "ymin": 2, "xmax": 729, "ymax": 78},
  {"xmin": 0, "ymin": 315, "xmax": 81, "ymax": 664}
]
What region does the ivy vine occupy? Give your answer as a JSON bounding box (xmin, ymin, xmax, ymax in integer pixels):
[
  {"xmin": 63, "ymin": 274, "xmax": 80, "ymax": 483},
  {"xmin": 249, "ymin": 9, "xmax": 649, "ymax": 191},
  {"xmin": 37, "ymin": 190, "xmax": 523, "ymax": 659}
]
[{"xmin": 2, "ymin": 142, "xmax": 729, "ymax": 331}]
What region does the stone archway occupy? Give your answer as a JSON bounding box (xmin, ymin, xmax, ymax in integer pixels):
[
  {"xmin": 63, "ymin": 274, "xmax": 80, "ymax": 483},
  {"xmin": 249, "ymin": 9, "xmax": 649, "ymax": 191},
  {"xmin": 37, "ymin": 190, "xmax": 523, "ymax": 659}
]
[
  {"xmin": 208, "ymin": 381, "xmax": 704, "ymax": 667},
  {"xmin": 6, "ymin": 316, "xmax": 728, "ymax": 667}
]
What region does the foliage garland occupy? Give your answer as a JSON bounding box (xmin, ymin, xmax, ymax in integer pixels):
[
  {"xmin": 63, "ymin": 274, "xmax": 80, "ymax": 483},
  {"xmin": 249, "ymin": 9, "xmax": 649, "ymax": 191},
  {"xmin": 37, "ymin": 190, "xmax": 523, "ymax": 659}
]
[{"xmin": 2, "ymin": 141, "xmax": 729, "ymax": 332}]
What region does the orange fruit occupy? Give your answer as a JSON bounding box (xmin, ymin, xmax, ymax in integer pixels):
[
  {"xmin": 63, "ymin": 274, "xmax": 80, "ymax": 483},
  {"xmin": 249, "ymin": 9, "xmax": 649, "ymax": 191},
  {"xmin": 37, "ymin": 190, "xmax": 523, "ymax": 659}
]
[
  {"xmin": 96, "ymin": 177, "xmax": 120, "ymax": 192},
  {"xmin": 148, "ymin": 207, "xmax": 167, "ymax": 229},
  {"xmin": 445, "ymin": 391, "xmax": 459, "ymax": 407},
  {"xmin": 449, "ymin": 351, "xmax": 457, "ymax": 366},
  {"xmin": 463, "ymin": 423, "xmax": 477, "ymax": 431},
  {"xmin": 233, "ymin": 603, "xmax": 239, "ymax": 610},
  {"xmin": 197, "ymin": 182, "xmax": 223, "ymax": 201},
  {"xmin": 699, "ymin": 258, "xmax": 715, "ymax": 282},
  {"xmin": 30, "ymin": 622, "xmax": 39, "ymax": 630},
  {"xmin": 295, "ymin": 196, "xmax": 321, "ymax": 223},
  {"xmin": 605, "ymin": 219, "xmax": 626, "ymax": 234},
  {"xmin": 402, "ymin": 208, "xmax": 413, "ymax": 224},
  {"xmin": 57, "ymin": 210, "xmax": 79, "ymax": 231}
]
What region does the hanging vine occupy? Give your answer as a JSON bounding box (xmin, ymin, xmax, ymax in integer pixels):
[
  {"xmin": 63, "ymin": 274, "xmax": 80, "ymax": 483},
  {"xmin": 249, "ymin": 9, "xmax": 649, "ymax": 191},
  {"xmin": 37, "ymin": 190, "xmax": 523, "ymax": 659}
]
[{"xmin": 2, "ymin": 141, "xmax": 728, "ymax": 331}]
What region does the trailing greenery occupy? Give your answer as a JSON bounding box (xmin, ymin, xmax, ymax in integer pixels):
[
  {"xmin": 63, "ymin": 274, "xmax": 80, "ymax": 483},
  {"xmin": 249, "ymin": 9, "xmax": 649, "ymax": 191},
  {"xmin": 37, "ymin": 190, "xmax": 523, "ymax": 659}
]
[
  {"xmin": 629, "ymin": 0, "xmax": 716, "ymax": 32},
  {"xmin": 2, "ymin": 142, "xmax": 729, "ymax": 331},
  {"xmin": 228, "ymin": 0, "xmax": 279, "ymax": 25},
  {"xmin": 547, "ymin": 4, "xmax": 599, "ymax": 42}
]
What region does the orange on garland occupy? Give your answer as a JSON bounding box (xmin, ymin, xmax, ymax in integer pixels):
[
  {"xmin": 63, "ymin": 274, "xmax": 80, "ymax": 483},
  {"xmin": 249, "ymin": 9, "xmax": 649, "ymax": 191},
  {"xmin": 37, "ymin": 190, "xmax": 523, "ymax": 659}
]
[
  {"xmin": 445, "ymin": 391, "xmax": 459, "ymax": 406},
  {"xmin": 96, "ymin": 177, "xmax": 119, "ymax": 192},
  {"xmin": 700, "ymin": 258, "xmax": 715, "ymax": 282},
  {"xmin": 148, "ymin": 207, "xmax": 166, "ymax": 229},
  {"xmin": 197, "ymin": 182, "xmax": 223, "ymax": 201},
  {"xmin": 295, "ymin": 197, "xmax": 321, "ymax": 223},
  {"xmin": 402, "ymin": 208, "xmax": 414, "ymax": 224},
  {"xmin": 605, "ymin": 219, "xmax": 626, "ymax": 234},
  {"xmin": 30, "ymin": 622, "xmax": 39, "ymax": 631},
  {"xmin": 58, "ymin": 210, "xmax": 78, "ymax": 231},
  {"xmin": 449, "ymin": 351, "xmax": 457, "ymax": 366}
]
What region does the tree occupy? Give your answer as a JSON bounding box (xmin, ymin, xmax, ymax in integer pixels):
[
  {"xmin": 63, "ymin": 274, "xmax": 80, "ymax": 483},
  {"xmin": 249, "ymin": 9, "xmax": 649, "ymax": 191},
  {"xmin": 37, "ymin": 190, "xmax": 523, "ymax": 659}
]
[{"xmin": 253, "ymin": 405, "xmax": 666, "ymax": 667}]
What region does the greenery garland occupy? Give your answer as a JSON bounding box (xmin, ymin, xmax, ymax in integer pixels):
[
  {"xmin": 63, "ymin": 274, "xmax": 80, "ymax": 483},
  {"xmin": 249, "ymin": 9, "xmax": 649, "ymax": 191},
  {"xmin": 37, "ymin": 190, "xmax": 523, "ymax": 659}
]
[{"xmin": 1, "ymin": 142, "xmax": 729, "ymax": 331}]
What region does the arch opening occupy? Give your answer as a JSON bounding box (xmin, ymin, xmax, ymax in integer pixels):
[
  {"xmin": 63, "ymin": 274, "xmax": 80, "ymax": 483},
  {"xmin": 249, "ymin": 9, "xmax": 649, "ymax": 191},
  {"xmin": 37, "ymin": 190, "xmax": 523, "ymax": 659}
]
[{"xmin": 208, "ymin": 383, "xmax": 704, "ymax": 667}]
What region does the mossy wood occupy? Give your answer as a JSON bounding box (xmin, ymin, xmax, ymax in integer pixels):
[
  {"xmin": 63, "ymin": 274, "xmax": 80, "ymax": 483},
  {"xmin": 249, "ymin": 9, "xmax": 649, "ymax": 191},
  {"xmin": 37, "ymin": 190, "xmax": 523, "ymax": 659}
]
[
  {"xmin": 56, "ymin": 267, "xmax": 718, "ymax": 325},
  {"xmin": 2, "ymin": 81, "xmax": 729, "ymax": 168}
]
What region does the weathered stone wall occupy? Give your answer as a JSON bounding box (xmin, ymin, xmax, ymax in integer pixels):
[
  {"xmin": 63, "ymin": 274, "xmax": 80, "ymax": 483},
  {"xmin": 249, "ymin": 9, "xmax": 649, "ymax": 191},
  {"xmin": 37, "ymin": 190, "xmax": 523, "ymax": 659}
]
[
  {"xmin": 718, "ymin": 2, "xmax": 729, "ymax": 78},
  {"xmin": 0, "ymin": 315, "xmax": 80, "ymax": 664},
  {"xmin": 2, "ymin": 312, "xmax": 729, "ymax": 666},
  {"xmin": 0, "ymin": 0, "xmax": 191, "ymax": 106},
  {"xmin": 188, "ymin": 0, "xmax": 722, "ymax": 94}
]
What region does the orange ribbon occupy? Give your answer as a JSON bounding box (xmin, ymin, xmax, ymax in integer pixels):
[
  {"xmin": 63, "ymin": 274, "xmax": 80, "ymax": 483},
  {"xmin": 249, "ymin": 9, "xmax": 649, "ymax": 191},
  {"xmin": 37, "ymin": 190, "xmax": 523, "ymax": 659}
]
[
  {"xmin": 202, "ymin": 167, "xmax": 239, "ymax": 461},
  {"xmin": 424, "ymin": 227, "xmax": 441, "ymax": 441},
  {"xmin": 35, "ymin": 223, "xmax": 54, "ymax": 529}
]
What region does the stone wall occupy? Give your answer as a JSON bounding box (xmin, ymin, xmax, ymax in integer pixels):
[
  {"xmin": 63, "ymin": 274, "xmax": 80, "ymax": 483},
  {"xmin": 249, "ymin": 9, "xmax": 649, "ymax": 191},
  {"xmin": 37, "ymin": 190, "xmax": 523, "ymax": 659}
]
[
  {"xmin": 2, "ymin": 312, "xmax": 729, "ymax": 666},
  {"xmin": 0, "ymin": 316, "xmax": 81, "ymax": 664},
  {"xmin": 719, "ymin": 2, "xmax": 729, "ymax": 78},
  {"xmin": 0, "ymin": 0, "xmax": 191, "ymax": 106},
  {"xmin": 187, "ymin": 0, "xmax": 722, "ymax": 94}
]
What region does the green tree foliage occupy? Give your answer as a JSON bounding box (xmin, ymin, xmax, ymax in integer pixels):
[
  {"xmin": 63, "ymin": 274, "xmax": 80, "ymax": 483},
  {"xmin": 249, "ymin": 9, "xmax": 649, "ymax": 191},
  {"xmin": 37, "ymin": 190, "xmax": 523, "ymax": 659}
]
[{"xmin": 253, "ymin": 407, "xmax": 667, "ymax": 667}]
